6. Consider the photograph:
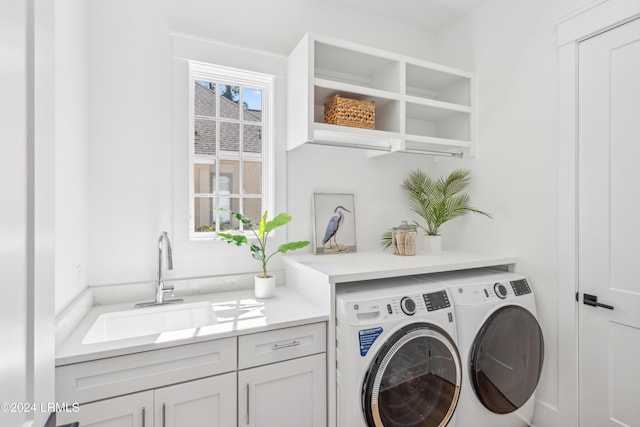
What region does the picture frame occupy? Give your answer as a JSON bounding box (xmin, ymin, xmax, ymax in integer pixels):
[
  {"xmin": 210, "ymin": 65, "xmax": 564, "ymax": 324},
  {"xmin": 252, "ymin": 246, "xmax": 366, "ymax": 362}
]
[{"xmin": 312, "ymin": 193, "xmax": 357, "ymax": 254}]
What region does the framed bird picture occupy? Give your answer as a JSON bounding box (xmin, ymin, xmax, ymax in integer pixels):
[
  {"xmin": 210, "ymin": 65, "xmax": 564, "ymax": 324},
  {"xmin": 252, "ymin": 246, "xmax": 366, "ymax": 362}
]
[{"xmin": 312, "ymin": 193, "xmax": 357, "ymax": 254}]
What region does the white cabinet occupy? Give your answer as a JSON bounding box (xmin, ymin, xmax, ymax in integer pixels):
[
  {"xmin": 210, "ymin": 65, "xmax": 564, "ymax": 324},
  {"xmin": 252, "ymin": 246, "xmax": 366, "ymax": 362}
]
[
  {"xmin": 56, "ymin": 337, "xmax": 237, "ymax": 404},
  {"xmin": 58, "ymin": 374, "xmax": 236, "ymax": 427},
  {"xmin": 287, "ymin": 33, "xmax": 474, "ymax": 157},
  {"xmin": 56, "ymin": 391, "xmax": 153, "ymax": 427},
  {"xmin": 237, "ymin": 323, "xmax": 327, "ymax": 427},
  {"xmin": 155, "ymin": 373, "xmax": 237, "ymax": 427},
  {"xmin": 56, "ymin": 322, "xmax": 327, "ymax": 427},
  {"xmin": 239, "ymin": 353, "xmax": 326, "ymax": 427}
]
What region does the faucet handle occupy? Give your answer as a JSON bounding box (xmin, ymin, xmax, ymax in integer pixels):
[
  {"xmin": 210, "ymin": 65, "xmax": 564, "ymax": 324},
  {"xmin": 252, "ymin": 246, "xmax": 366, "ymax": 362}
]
[{"xmin": 164, "ymin": 283, "xmax": 175, "ymax": 297}]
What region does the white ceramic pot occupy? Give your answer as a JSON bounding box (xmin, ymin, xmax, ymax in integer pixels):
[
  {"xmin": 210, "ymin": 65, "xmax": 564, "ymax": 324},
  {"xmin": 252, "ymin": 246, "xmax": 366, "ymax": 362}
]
[
  {"xmin": 423, "ymin": 234, "xmax": 442, "ymax": 252},
  {"xmin": 254, "ymin": 274, "xmax": 276, "ymax": 299}
]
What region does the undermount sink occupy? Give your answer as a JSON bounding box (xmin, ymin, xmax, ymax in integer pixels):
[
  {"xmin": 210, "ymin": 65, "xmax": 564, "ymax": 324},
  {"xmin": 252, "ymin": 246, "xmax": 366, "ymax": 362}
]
[{"xmin": 82, "ymin": 301, "xmax": 218, "ymax": 344}]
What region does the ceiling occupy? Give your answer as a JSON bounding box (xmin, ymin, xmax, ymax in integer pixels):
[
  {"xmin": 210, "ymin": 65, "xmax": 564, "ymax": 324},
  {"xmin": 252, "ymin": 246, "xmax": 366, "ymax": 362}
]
[{"xmin": 338, "ymin": 0, "xmax": 488, "ymax": 32}]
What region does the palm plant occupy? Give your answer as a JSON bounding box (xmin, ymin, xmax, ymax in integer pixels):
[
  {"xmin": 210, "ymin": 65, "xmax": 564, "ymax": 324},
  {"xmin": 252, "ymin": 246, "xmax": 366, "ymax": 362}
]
[{"xmin": 402, "ymin": 169, "xmax": 492, "ymax": 236}]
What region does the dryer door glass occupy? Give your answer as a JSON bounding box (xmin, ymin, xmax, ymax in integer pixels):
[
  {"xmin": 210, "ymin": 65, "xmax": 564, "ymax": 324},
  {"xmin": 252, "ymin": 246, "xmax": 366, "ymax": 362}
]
[
  {"xmin": 470, "ymin": 305, "xmax": 544, "ymax": 414},
  {"xmin": 362, "ymin": 323, "xmax": 461, "ymax": 427}
]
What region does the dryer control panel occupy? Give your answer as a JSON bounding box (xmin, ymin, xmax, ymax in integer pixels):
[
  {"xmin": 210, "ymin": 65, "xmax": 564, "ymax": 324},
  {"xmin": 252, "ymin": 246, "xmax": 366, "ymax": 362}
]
[{"xmin": 450, "ymin": 278, "xmax": 532, "ymax": 305}]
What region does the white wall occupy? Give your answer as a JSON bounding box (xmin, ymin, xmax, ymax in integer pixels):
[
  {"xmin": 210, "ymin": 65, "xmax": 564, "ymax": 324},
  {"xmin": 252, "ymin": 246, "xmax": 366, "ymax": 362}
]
[
  {"xmin": 55, "ymin": 0, "xmax": 89, "ymax": 315},
  {"xmin": 1, "ymin": 0, "xmax": 56, "ymax": 424},
  {"xmin": 1, "ymin": 2, "xmax": 30, "ymax": 424},
  {"xmin": 433, "ymin": 0, "xmax": 594, "ymax": 425},
  {"xmin": 79, "ymin": 0, "xmax": 440, "ymax": 295}
]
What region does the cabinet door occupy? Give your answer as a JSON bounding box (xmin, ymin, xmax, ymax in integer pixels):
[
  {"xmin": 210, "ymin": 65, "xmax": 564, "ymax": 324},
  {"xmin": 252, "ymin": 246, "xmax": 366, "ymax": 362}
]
[
  {"xmin": 56, "ymin": 390, "xmax": 153, "ymax": 427},
  {"xmin": 238, "ymin": 353, "xmax": 326, "ymax": 427},
  {"xmin": 154, "ymin": 372, "xmax": 236, "ymax": 427}
]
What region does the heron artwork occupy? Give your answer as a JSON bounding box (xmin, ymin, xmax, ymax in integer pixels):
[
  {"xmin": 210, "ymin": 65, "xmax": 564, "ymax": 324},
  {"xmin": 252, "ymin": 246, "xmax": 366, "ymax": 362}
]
[{"xmin": 322, "ymin": 205, "xmax": 351, "ymax": 252}]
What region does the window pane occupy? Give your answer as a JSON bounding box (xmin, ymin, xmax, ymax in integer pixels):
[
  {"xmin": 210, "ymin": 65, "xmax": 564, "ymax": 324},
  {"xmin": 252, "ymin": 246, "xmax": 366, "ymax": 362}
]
[
  {"xmin": 194, "ymin": 80, "xmax": 216, "ymax": 117},
  {"xmin": 194, "ymin": 119, "xmax": 216, "ymax": 156},
  {"xmin": 243, "ymin": 161, "xmax": 262, "ymax": 194},
  {"xmin": 194, "ymin": 163, "xmax": 216, "ymax": 194},
  {"xmin": 218, "ymin": 160, "xmax": 240, "ymax": 194},
  {"xmin": 220, "ymin": 122, "xmax": 240, "ymax": 154},
  {"xmin": 242, "ymin": 87, "xmax": 262, "ymax": 122},
  {"xmin": 243, "ymin": 124, "xmax": 262, "ymax": 154},
  {"xmin": 219, "ymin": 198, "xmax": 240, "ymax": 230},
  {"xmin": 244, "ymin": 198, "xmax": 263, "ymax": 226},
  {"xmin": 219, "ymin": 84, "xmax": 240, "ymax": 119},
  {"xmin": 189, "ymin": 63, "xmax": 272, "ymax": 239},
  {"xmin": 194, "ymin": 197, "xmax": 215, "ymax": 233}
]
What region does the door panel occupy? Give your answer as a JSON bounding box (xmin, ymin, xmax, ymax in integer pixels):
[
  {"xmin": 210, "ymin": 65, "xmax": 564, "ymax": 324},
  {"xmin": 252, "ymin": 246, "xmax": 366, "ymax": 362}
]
[
  {"xmin": 238, "ymin": 353, "xmax": 326, "ymax": 427},
  {"xmin": 470, "ymin": 306, "xmax": 543, "ymax": 414},
  {"xmin": 578, "ymin": 17, "xmax": 640, "ymax": 427},
  {"xmin": 361, "ymin": 323, "xmax": 461, "ymax": 427},
  {"xmin": 155, "ymin": 372, "xmax": 236, "ymax": 427},
  {"xmin": 56, "ymin": 391, "xmax": 153, "ymax": 427}
]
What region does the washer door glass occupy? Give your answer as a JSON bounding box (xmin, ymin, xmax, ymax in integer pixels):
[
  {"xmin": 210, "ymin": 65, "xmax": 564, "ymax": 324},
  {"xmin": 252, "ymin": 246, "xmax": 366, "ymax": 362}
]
[
  {"xmin": 362, "ymin": 323, "xmax": 461, "ymax": 427},
  {"xmin": 470, "ymin": 305, "xmax": 544, "ymax": 414}
]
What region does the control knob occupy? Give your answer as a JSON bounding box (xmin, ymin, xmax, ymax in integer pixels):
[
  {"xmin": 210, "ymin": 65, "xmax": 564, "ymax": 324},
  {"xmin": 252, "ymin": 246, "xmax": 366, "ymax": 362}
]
[
  {"xmin": 494, "ymin": 282, "xmax": 508, "ymax": 299},
  {"xmin": 400, "ymin": 297, "xmax": 416, "ymax": 315}
]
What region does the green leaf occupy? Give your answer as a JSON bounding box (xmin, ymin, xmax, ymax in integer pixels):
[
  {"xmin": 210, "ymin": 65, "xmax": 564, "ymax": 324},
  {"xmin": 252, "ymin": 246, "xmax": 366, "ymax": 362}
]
[
  {"xmin": 379, "ymin": 230, "xmax": 392, "ymax": 250},
  {"xmin": 277, "ymin": 240, "xmax": 309, "ymax": 253},
  {"xmin": 218, "ymin": 233, "xmax": 248, "ymax": 246},
  {"xmin": 258, "ymin": 211, "xmax": 268, "ymax": 238},
  {"xmin": 402, "ymin": 168, "xmax": 491, "ymax": 234},
  {"xmin": 250, "ymin": 244, "xmax": 263, "ymax": 260},
  {"xmin": 217, "ymin": 208, "xmax": 253, "ymax": 226},
  {"xmin": 264, "ymin": 213, "xmax": 292, "ymax": 234}
]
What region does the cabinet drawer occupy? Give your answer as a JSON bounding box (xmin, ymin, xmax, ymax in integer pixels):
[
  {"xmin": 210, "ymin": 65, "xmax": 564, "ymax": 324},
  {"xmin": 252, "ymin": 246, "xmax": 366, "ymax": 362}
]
[
  {"xmin": 56, "ymin": 337, "xmax": 237, "ymax": 404},
  {"xmin": 238, "ymin": 322, "xmax": 326, "ymax": 369}
]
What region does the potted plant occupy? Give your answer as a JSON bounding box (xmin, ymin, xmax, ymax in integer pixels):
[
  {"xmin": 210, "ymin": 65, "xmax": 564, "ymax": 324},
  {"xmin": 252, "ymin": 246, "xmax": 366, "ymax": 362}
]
[
  {"xmin": 401, "ymin": 168, "xmax": 492, "ymax": 251},
  {"xmin": 218, "ymin": 210, "xmax": 310, "ymax": 298}
]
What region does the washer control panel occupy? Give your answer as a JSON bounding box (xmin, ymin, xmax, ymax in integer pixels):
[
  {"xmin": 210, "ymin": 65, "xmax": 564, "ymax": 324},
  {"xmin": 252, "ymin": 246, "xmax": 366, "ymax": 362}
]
[
  {"xmin": 340, "ymin": 287, "xmax": 454, "ymax": 324},
  {"xmin": 510, "ymin": 278, "xmax": 531, "ymax": 296},
  {"xmin": 423, "ymin": 290, "xmax": 451, "ymax": 311}
]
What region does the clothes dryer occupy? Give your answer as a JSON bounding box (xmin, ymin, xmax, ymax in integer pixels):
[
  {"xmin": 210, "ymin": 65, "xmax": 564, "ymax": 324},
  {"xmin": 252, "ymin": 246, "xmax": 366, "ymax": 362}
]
[
  {"xmin": 336, "ymin": 276, "xmax": 461, "ymax": 427},
  {"xmin": 429, "ymin": 269, "xmax": 544, "ymax": 427}
]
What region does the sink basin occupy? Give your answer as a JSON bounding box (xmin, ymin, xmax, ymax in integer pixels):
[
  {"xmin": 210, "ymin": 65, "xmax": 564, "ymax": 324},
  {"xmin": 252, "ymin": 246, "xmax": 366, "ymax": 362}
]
[{"xmin": 82, "ymin": 301, "xmax": 217, "ymax": 344}]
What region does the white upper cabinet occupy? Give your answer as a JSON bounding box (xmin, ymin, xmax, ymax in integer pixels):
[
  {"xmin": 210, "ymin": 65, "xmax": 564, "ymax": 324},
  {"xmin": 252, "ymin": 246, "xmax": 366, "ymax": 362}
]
[{"xmin": 287, "ymin": 33, "xmax": 474, "ymax": 157}]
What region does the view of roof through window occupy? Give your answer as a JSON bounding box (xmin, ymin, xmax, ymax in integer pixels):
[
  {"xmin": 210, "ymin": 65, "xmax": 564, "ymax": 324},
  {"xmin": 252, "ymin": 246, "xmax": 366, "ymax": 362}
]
[{"xmin": 192, "ymin": 76, "xmax": 266, "ymax": 235}]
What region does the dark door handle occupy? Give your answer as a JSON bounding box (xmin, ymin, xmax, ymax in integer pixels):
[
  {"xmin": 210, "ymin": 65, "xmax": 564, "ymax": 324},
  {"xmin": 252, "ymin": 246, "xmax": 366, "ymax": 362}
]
[{"xmin": 583, "ymin": 293, "xmax": 614, "ymax": 310}]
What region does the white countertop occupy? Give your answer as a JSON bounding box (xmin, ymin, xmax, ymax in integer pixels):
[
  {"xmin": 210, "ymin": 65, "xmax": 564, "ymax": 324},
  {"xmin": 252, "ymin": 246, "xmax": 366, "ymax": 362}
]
[
  {"xmin": 56, "ymin": 286, "xmax": 328, "ymax": 366},
  {"xmin": 282, "ymin": 250, "xmax": 518, "ymax": 284}
]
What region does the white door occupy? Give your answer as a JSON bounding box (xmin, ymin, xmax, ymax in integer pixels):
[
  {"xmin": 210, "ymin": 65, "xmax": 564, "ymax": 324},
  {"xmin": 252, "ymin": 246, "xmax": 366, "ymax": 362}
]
[
  {"xmin": 238, "ymin": 353, "xmax": 326, "ymax": 427},
  {"xmin": 578, "ymin": 17, "xmax": 640, "ymax": 427},
  {"xmin": 154, "ymin": 372, "xmax": 237, "ymax": 427},
  {"xmin": 56, "ymin": 391, "xmax": 153, "ymax": 427}
]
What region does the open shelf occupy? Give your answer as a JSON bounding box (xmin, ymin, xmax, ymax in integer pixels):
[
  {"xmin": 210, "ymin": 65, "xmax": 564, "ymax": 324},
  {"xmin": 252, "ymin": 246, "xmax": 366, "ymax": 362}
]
[
  {"xmin": 405, "ymin": 101, "xmax": 471, "ymax": 142},
  {"xmin": 287, "ymin": 33, "xmax": 475, "ymax": 157},
  {"xmin": 406, "ymin": 62, "xmax": 472, "ymax": 106},
  {"xmin": 314, "ymin": 42, "xmax": 401, "ymax": 93},
  {"xmin": 313, "ymin": 86, "xmax": 401, "ymax": 133}
]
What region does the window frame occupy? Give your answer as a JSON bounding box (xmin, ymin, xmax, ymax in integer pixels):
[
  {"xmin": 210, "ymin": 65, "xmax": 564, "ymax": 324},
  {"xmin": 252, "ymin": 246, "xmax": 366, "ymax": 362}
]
[{"xmin": 188, "ymin": 61, "xmax": 274, "ymax": 240}]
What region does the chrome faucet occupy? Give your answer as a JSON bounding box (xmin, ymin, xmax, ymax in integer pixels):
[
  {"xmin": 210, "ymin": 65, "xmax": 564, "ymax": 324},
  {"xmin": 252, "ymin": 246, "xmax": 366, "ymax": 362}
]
[{"xmin": 135, "ymin": 231, "xmax": 182, "ymax": 307}]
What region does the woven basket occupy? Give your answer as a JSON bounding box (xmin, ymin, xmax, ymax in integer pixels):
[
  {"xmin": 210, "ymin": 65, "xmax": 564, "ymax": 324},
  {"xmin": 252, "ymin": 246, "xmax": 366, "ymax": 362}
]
[{"xmin": 324, "ymin": 94, "xmax": 375, "ymax": 129}]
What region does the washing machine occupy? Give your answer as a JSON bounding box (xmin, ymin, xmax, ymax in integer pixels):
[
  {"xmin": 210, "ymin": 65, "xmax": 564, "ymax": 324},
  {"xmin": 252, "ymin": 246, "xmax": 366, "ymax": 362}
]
[
  {"xmin": 336, "ymin": 276, "xmax": 462, "ymax": 427},
  {"xmin": 428, "ymin": 269, "xmax": 544, "ymax": 427}
]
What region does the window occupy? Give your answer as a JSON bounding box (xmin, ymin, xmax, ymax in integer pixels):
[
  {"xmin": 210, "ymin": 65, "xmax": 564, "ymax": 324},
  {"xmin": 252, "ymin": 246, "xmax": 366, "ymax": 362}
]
[{"xmin": 189, "ymin": 62, "xmax": 273, "ymax": 237}]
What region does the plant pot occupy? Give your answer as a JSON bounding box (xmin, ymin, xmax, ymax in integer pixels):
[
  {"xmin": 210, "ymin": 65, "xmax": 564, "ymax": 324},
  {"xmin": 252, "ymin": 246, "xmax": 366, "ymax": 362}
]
[
  {"xmin": 423, "ymin": 234, "xmax": 442, "ymax": 252},
  {"xmin": 254, "ymin": 274, "xmax": 276, "ymax": 299}
]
